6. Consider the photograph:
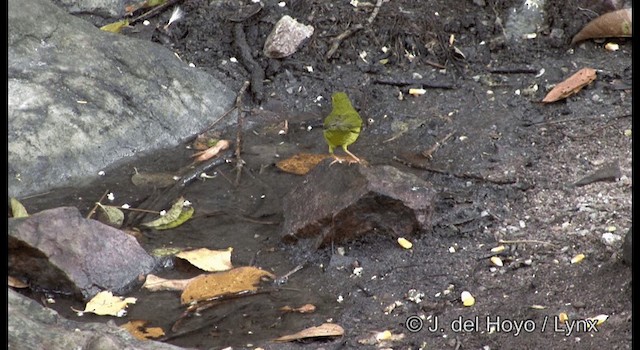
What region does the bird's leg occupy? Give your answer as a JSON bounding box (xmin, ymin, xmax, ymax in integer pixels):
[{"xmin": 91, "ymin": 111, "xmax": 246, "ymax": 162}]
[
  {"xmin": 343, "ymin": 148, "xmax": 361, "ymax": 164},
  {"xmin": 329, "ymin": 154, "xmax": 344, "ymax": 166}
]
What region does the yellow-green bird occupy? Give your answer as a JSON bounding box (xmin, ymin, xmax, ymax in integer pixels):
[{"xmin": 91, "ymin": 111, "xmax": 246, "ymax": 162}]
[{"xmin": 323, "ymin": 92, "xmax": 363, "ymax": 163}]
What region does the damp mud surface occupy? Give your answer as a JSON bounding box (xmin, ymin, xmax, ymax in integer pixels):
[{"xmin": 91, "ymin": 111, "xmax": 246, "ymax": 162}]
[{"xmin": 18, "ymin": 0, "xmax": 632, "ymax": 349}]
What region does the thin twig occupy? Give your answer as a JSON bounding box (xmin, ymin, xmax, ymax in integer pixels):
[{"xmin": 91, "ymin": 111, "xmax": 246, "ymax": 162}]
[
  {"xmin": 325, "ymin": 0, "xmax": 384, "ymax": 60},
  {"xmin": 523, "ymin": 113, "xmax": 631, "ymax": 127},
  {"xmin": 498, "ymin": 239, "xmax": 556, "ymax": 246},
  {"xmin": 128, "ymin": 0, "xmax": 183, "ymax": 25},
  {"xmin": 203, "ymin": 106, "xmax": 237, "ymax": 133},
  {"xmin": 421, "ymin": 131, "xmax": 456, "ymax": 159},
  {"xmin": 86, "ymin": 189, "xmax": 110, "ymax": 219},
  {"xmin": 393, "ymin": 156, "xmax": 517, "ymax": 185},
  {"xmin": 235, "ymin": 81, "xmax": 250, "ymax": 185}
]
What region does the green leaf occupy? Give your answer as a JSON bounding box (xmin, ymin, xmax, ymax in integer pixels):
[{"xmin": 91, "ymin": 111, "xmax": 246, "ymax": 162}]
[
  {"xmin": 10, "ymin": 198, "xmax": 29, "ymax": 218},
  {"xmin": 142, "ymin": 197, "xmax": 189, "ymax": 228},
  {"xmin": 100, "ymin": 19, "xmax": 130, "ymax": 33},
  {"xmin": 154, "ymin": 207, "xmax": 195, "ymax": 230},
  {"xmin": 96, "ymin": 203, "xmax": 125, "ymax": 228}
]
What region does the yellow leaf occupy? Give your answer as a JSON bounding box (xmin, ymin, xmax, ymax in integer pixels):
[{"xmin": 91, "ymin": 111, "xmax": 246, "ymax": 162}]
[
  {"xmin": 10, "ymin": 197, "xmax": 29, "ymax": 218},
  {"xmin": 100, "ymin": 19, "xmax": 130, "ymax": 34},
  {"xmin": 83, "ymin": 291, "xmax": 136, "ymax": 317},
  {"xmin": 176, "ymin": 247, "xmax": 234, "ymax": 272}
]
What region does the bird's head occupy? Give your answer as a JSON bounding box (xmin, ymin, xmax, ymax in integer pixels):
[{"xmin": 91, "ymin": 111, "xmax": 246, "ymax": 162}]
[{"xmin": 331, "ymin": 91, "xmax": 349, "ymax": 103}]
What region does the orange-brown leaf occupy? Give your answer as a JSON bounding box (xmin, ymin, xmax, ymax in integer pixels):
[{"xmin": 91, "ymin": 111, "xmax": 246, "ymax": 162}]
[
  {"xmin": 276, "ymin": 153, "xmax": 331, "ymax": 175},
  {"xmin": 542, "ymin": 68, "xmax": 596, "ymax": 103},
  {"xmin": 571, "ymin": 8, "xmax": 632, "ymax": 45}
]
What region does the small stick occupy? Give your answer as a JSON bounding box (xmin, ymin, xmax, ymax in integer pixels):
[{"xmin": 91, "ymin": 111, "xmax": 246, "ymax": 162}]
[
  {"xmin": 421, "ymin": 131, "xmax": 455, "ymax": 159},
  {"xmin": 325, "ymin": 0, "xmax": 384, "ymax": 60},
  {"xmin": 498, "ymin": 239, "xmax": 556, "ymax": 246},
  {"xmin": 86, "ymin": 189, "xmax": 110, "ymax": 219},
  {"xmin": 203, "ymin": 106, "xmax": 237, "ymax": 133},
  {"xmin": 129, "ymin": 0, "xmax": 182, "ymax": 25},
  {"xmin": 234, "ymin": 81, "xmax": 250, "ymax": 185}
]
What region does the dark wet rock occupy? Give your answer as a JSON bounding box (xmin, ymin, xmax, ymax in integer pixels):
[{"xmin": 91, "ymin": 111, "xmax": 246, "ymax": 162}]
[
  {"xmin": 8, "ymin": 207, "xmax": 157, "ymax": 300},
  {"xmin": 621, "ymin": 226, "xmax": 631, "ymax": 267},
  {"xmin": 282, "ymin": 160, "xmax": 436, "ymax": 247},
  {"xmin": 8, "ymin": 0, "xmax": 236, "ymax": 198},
  {"xmin": 8, "ymin": 288, "xmax": 188, "ymax": 350}
]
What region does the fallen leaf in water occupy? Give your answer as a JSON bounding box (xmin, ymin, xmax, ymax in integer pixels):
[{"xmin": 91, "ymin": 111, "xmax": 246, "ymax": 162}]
[
  {"xmin": 276, "ymin": 153, "xmax": 331, "ymax": 175},
  {"xmin": 8, "ymin": 276, "xmax": 29, "ymax": 289},
  {"xmin": 176, "ymin": 247, "xmax": 234, "ymax": 272},
  {"xmin": 142, "ymin": 274, "xmax": 201, "ymax": 292},
  {"xmin": 82, "ymin": 291, "xmax": 136, "ymax": 317},
  {"xmin": 280, "ymin": 303, "xmax": 316, "ymax": 313},
  {"xmin": 274, "ymin": 323, "xmax": 345, "ymax": 342},
  {"xmin": 181, "ymin": 266, "xmax": 275, "ymax": 304},
  {"xmin": 100, "ymin": 19, "xmax": 130, "ymax": 33},
  {"xmin": 10, "ymin": 197, "xmax": 29, "ymax": 218},
  {"xmin": 121, "ymin": 320, "xmax": 165, "ymax": 340},
  {"xmin": 96, "ymin": 203, "xmax": 124, "ymax": 228},
  {"xmin": 542, "ymin": 67, "xmax": 596, "ymax": 103},
  {"xmin": 571, "ymin": 8, "xmax": 632, "ymax": 45},
  {"xmin": 142, "ymin": 197, "xmax": 193, "ymax": 230},
  {"xmin": 191, "ymin": 139, "xmax": 231, "ymax": 163}
]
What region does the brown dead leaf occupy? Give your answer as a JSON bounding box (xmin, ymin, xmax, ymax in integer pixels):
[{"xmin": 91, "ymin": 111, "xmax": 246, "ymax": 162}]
[
  {"xmin": 191, "ymin": 140, "xmax": 231, "ymax": 163},
  {"xmin": 121, "ymin": 320, "xmax": 165, "ymax": 340},
  {"xmin": 280, "ymin": 303, "xmax": 316, "ymax": 314},
  {"xmin": 571, "ymin": 8, "xmax": 632, "ymax": 45},
  {"xmin": 542, "ymin": 67, "xmax": 597, "ymax": 103},
  {"xmin": 8, "ymin": 276, "xmax": 29, "ymax": 288},
  {"xmin": 82, "ymin": 291, "xmax": 136, "ymax": 317},
  {"xmin": 274, "ymin": 323, "xmax": 345, "ymax": 342},
  {"xmin": 180, "ymin": 266, "xmax": 275, "ymax": 304},
  {"xmin": 275, "ymin": 153, "xmax": 331, "ymax": 175},
  {"xmin": 142, "ymin": 274, "xmax": 202, "ymax": 292}
]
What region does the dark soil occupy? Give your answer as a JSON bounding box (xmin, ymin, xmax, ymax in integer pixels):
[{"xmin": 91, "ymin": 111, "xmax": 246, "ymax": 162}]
[{"xmin": 18, "ymin": 0, "xmax": 632, "ymax": 349}]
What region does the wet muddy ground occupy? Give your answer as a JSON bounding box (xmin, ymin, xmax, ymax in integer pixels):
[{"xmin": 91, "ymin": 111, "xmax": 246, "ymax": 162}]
[{"xmin": 17, "ymin": 0, "xmax": 632, "ymax": 349}]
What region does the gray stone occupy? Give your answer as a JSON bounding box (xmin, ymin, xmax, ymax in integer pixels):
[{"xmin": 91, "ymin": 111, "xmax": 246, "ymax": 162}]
[
  {"xmin": 263, "ymin": 15, "xmax": 314, "ymax": 59},
  {"xmin": 282, "ymin": 160, "xmax": 436, "ymax": 247},
  {"xmin": 621, "ymin": 226, "xmax": 631, "ymax": 266},
  {"xmin": 8, "ymin": 0, "xmax": 236, "ymax": 198},
  {"xmin": 52, "ymin": 0, "xmax": 127, "ymax": 18},
  {"xmin": 9, "ymin": 207, "xmax": 157, "ymax": 300},
  {"xmin": 8, "ymin": 288, "xmax": 189, "ymax": 349}
]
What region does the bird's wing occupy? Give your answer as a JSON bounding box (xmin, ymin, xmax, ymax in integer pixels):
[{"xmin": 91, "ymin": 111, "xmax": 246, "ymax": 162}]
[{"xmin": 324, "ymin": 113, "xmax": 362, "ymax": 132}]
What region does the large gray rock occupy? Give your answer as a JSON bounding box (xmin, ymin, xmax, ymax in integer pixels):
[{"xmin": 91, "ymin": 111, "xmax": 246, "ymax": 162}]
[
  {"xmin": 8, "ymin": 288, "xmax": 189, "ymax": 350},
  {"xmin": 9, "ymin": 207, "xmax": 157, "ymax": 300},
  {"xmin": 8, "ymin": 0, "xmax": 236, "ymax": 198}
]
